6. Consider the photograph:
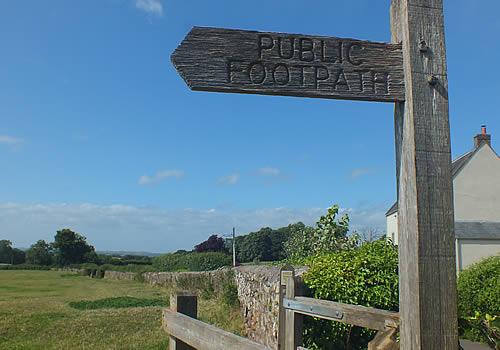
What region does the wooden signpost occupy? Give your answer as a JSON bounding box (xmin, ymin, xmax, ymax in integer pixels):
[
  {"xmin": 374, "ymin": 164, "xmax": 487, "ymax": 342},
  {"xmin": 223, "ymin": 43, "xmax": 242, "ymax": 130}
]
[
  {"xmin": 172, "ymin": 0, "xmax": 458, "ymax": 349},
  {"xmin": 172, "ymin": 27, "xmax": 405, "ymax": 102}
]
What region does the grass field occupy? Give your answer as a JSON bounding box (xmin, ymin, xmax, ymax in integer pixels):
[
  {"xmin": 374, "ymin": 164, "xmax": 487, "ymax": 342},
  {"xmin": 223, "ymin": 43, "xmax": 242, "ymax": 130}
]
[{"xmin": 0, "ymin": 270, "xmax": 243, "ymax": 349}]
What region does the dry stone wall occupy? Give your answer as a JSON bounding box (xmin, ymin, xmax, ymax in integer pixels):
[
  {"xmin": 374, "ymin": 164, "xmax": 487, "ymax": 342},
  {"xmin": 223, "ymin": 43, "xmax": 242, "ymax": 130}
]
[
  {"xmin": 143, "ymin": 269, "xmax": 233, "ymax": 296},
  {"xmin": 103, "ymin": 265, "xmax": 307, "ymax": 349},
  {"xmin": 103, "ymin": 270, "xmax": 136, "ymax": 281},
  {"xmin": 103, "ymin": 269, "xmax": 233, "ymax": 296},
  {"xmin": 234, "ymin": 265, "xmax": 308, "ymax": 349}
]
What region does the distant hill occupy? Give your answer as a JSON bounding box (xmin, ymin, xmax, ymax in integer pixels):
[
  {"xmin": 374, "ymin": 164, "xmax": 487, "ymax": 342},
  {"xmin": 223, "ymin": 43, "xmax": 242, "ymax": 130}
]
[{"xmin": 97, "ymin": 250, "xmax": 162, "ymax": 257}]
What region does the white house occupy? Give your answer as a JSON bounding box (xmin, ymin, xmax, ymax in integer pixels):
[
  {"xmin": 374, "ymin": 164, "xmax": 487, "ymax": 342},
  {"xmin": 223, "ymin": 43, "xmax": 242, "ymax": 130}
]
[{"xmin": 386, "ymin": 126, "xmax": 500, "ymax": 270}]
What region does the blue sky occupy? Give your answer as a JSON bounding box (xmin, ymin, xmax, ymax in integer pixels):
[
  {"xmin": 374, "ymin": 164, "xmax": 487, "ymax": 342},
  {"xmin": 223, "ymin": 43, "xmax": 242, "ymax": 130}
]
[{"xmin": 1, "ymin": 0, "xmax": 498, "ymax": 252}]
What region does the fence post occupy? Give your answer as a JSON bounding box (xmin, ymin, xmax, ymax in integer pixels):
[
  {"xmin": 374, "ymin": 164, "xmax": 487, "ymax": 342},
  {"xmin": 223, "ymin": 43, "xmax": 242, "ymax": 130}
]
[
  {"xmin": 279, "ymin": 266, "xmax": 303, "ymax": 350},
  {"xmin": 169, "ymin": 292, "xmax": 197, "ymax": 350}
]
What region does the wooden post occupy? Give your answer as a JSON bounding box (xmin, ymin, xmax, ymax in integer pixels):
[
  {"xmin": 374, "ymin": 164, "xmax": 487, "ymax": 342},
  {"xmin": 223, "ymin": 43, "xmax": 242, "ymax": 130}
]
[
  {"xmin": 169, "ymin": 292, "xmax": 197, "ymax": 350},
  {"xmin": 390, "ymin": 1, "xmax": 459, "ymax": 349},
  {"xmin": 279, "ymin": 266, "xmax": 302, "ymax": 350},
  {"xmin": 368, "ymin": 328, "xmax": 399, "ymax": 350}
]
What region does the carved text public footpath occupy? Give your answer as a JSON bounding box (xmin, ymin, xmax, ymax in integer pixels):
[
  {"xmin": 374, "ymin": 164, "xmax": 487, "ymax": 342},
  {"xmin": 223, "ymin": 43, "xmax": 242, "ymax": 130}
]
[{"xmin": 172, "ymin": 27, "xmax": 405, "ymax": 102}]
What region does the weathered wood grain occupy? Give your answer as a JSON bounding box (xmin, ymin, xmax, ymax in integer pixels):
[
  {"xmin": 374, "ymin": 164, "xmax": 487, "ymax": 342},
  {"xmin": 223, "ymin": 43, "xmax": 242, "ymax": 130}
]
[
  {"xmin": 391, "ymin": 0, "xmax": 459, "ymax": 349},
  {"xmin": 280, "ymin": 266, "xmax": 302, "ymax": 350},
  {"xmin": 368, "ymin": 328, "xmax": 399, "ymax": 350},
  {"xmin": 168, "ymin": 293, "xmax": 197, "ymax": 350},
  {"xmin": 287, "ymin": 297, "xmax": 400, "ymax": 331},
  {"xmin": 163, "ymin": 310, "xmax": 272, "ymax": 350},
  {"xmin": 278, "ymin": 266, "xmax": 291, "ymax": 350},
  {"xmin": 172, "ymin": 27, "xmax": 405, "ymax": 102}
]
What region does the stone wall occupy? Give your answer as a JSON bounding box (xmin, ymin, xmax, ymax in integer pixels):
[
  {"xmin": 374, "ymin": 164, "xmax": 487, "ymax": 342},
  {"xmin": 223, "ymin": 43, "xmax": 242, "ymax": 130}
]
[
  {"xmin": 103, "ymin": 270, "xmax": 136, "ymax": 281},
  {"xmin": 143, "ymin": 269, "xmax": 233, "ymax": 296},
  {"xmin": 103, "ymin": 268, "xmax": 234, "ymax": 296},
  {"xmin": 234, "ymin": 265, "xmax": 308, "ymax": 349},
  {"xmin": 104, "ymin": 265, "xmax": 307, "ymax": 349}
]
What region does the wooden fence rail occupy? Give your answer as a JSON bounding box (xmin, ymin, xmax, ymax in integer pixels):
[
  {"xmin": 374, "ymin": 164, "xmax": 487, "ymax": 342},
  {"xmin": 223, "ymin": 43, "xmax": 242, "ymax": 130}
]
[
  {"xmin": 163, "ymin": 292, "xmax": 272, "ymax": 350},
  {"xmin": 163, "ymin": 269, "xmax": 400, "ymax": 350},
  {"xmin": 278, "ymin": 266, "xmax": 400, "ymax": 350}
]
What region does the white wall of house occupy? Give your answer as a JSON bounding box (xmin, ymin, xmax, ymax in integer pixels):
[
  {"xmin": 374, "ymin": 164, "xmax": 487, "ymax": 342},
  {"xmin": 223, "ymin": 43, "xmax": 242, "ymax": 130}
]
[
  {"xmin": 386, "ymin": 213, "xmax": 398, "ymax": 245},
  {"xmin": 386, "ymin": 141, "xmax": 500, "ymax": 271},
  {"xmin": 454, "ymin": 145, "xmax": 500, "ymax": 221},
  {"xmin": 456, "ymin": 239, "xmax": 500, "ymax": 270}
]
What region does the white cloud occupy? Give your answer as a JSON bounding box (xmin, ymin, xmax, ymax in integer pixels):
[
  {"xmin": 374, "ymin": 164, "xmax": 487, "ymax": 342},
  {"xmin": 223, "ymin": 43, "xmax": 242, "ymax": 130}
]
[
  {"xmin": 258, "ymin": 167, "xmax": 281, "ymax": 176},
  {"xmin": 0, "ymin": 135, "xmax": 23, "ymax": 146},
  {"xmin": 134, "ymin": 0, "xmax": 163, "ymax": 16},
  {"xmin": 350, "ymin": 168, "xmax": 375, "ymax": 179},
  {"xmin": 218, "ymin": 173, "xmax": 240, "ymax": 185},
  {"xmin": 139, "ymin": 169, "xmax": 184, "ymax": 185},
  {"xmin": 0, "ymin": 202, "xmax": 388, "ymax": 253}
]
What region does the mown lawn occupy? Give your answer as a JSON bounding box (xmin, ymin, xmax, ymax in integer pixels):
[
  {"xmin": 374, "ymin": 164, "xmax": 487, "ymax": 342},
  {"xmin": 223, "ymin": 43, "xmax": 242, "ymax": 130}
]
[{"xmin": 0, "ymin": 270, "xmax": 243, "ymax": 349}]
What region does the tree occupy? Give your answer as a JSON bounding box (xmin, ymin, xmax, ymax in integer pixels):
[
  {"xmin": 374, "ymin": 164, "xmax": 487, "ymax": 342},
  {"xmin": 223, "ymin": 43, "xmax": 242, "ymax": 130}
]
[
  {"xmin": 357, "ymin": 227, "xmax": 384, "ymax": 243},
  {"xmin": 0, "ymin": 240, "xmax": 26, "ymax": 264},
  {"xmin": 194, "ymin": 234, "xmax": 226, "ymax": 253},
  {"xmin": 0, "ymin": 240, "xmax": 13, "ymax": 264},
  {"xmin": 234, "ymin": 223, "xmax": 299, "ymax": 263},
  {"xmin": 12, "ymin": 248, "xmax": 26, "ymax": 265},
  {"xmin": 26, "ymin": 240, "xmax": 53, "ymax": 265},
  {"xmin": 52, "ymin": 229, "xmax": 96, "ymax": 265},
  {"xmin": 285, "ymin": 205, "xmax": 358, "ymax": 261}
]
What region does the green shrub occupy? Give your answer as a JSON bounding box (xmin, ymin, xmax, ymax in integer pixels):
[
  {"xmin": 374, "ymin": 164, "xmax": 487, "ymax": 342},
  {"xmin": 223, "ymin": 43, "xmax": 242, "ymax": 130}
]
[
  {"xmin": 153, "ymin": 252, "xmax": 231, "ymax": 272},
  {"xmin": 221, "ymin": 281, "xmax": 239, "ymax": 307},
  {"xmin": 69, "ymin": 263, "xmax": 155, "ymax": 274},
  {"xmin": 0, "ymin": 264, "xmax": 51, "ymax": 271},
  {"xmin": 68, "ymin": 297, "xmax": 168, "ymax": 310},
  {"xmin": 457, "ymin": 256, "xmax": 500, "ymax": 346},
  {"xmin": 200, "ymin": 283, "xmax": 215, "ymax": 300},
  {"xmin": 187, "ymin": 252, "xmax": 232, "ymax": 271},
  {"xmin": 303, "ymin": 240, "xmax": 399, "ymax": 350},
  {"xmin": 152, "ymin": 253, "xmax": 185, "ymax": 271},
  {"xmin": 285, "ymin": 205, "xmax": 358, "ymax": 262}
]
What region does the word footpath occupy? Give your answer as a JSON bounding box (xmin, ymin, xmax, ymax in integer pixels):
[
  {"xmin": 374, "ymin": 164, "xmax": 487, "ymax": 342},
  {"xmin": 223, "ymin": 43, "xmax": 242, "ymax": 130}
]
[{"xmin": 172, "ymin": 27, "xmax": 405, "ymax": 102}]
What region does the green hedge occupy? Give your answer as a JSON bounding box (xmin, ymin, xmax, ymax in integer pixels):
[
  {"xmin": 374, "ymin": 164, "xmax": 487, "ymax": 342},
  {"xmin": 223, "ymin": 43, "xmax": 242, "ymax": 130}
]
[
  {"xmin": 152, "ymin": 252, "xmax": 232, "ymax": 272},
  {"xmin": 458, "ymin": 256, "xmax": 500, "ymax": 346},
  {"xmin": 0, "ymin": 264, "xmax": 52, "ymax": 271},
  {"xmin": 303, "ymin": 240, "xmax": 399, "ymax": 350}
]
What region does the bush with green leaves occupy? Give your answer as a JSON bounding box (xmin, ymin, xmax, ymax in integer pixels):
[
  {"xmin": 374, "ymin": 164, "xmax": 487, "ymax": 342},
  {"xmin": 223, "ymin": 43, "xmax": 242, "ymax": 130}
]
[
  {"xmin": 285, "ymin": 205, "xmax": 358, "ymax": 262},
  {"xmin": 221, "ymin": 281, "xmax": 239, "ymax": 307},
  {"xmin": 152, "ymin": 252, "xmax": 231, "ymax": 272},
  {"xmin": 303, "ymin": 240, "xmax": 399, "ymax": 350},
  {"xmin": 0, "ymin": 264, "xmax": 51, "ymax": 271},
  {"xmin": 457, "ymin": 256, "xmax": 500, "ymax": 347}
]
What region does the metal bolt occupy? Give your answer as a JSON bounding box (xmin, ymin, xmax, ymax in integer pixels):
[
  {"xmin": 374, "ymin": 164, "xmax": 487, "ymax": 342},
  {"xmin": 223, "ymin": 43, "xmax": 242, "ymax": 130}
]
[
  {"xmin": 428, "ymin": 75, "xmax": 438, "ymax": 86},
  {"xmin": 419, "ymin": 39, "xmax": 428, "ymax": 52}
]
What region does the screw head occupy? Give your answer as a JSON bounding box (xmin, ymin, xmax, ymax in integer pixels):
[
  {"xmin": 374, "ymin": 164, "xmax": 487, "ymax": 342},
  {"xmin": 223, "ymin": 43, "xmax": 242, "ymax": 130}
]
[{"xmin": 419, "ymin": 40, "xmax": 428, "ymax": 52}]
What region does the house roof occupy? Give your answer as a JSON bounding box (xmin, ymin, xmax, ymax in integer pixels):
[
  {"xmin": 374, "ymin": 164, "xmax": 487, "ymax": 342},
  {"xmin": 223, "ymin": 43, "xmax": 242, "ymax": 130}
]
[
  {"xmin": 385, "ymin": 147, "xmax": 480, "ymax": 217},
  {"xmin": 455, "ymin": 221, "xmax": 500, "ymax": 239}
]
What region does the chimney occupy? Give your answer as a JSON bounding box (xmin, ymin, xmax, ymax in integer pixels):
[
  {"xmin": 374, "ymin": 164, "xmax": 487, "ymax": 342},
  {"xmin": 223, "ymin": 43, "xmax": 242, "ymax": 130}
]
[{"xmin": 474, "ymin": 125, "xmax": 491, "ymax": 148}]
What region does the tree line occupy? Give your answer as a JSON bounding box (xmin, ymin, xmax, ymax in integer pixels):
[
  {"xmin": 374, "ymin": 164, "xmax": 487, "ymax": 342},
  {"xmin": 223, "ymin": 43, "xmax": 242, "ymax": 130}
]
[
  {"xmin": 2, "ymin": 204, "xmax": 383, "ymax": 268},
  {"xmin": 1, "ymin": 229, "xmax": 152, "ymax": 267}
]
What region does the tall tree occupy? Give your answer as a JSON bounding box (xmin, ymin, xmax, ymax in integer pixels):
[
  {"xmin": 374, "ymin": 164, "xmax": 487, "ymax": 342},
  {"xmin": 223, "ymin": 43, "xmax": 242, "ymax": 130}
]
[
  {"xmin": 0, "ymin": 240, "xmax": 26, "ymax": 264},
  {"xmin": 0, "ymin": 240, "xmax": 13, "ymax": 264},
  {"xmin": 11, "ymin": 248, "xmax": 25, "ymax": 265},
  {"xmin": 26, "ymin": 240, "xmax": 53, "ymax": 265},
  {"xmin": 194, "ymin": 234, "xmax": 226, "ymax": 253},
  {"xmin": 52, "ymin": 229, "xmax": 95, "ymax": 265}
]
